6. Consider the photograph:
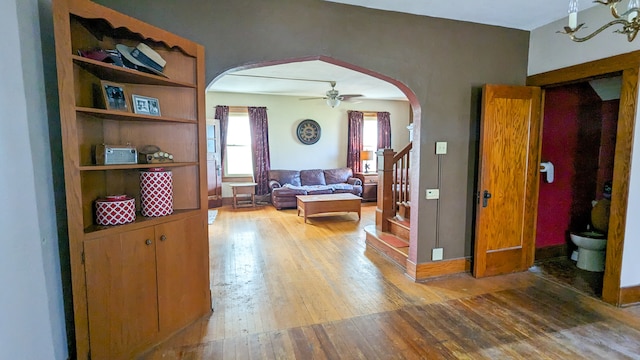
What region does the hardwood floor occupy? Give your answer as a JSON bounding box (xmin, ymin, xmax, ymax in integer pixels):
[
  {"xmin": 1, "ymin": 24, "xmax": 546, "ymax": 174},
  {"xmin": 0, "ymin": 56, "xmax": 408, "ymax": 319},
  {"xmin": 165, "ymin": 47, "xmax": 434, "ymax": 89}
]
[
  {"xmin": 140, "ymin": 204, "xmax": 640, "ymax": 359},
  {"xmin": 531, "ymin": 256, "xmax": 604, "ymax": 298}
]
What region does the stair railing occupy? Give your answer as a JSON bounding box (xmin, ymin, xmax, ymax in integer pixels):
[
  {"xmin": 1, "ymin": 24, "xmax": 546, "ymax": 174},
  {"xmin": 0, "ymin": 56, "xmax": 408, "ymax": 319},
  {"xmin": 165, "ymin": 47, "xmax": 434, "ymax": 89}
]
[{"xmin": 376, "ymin": 142, "xmax": 412, "ymax": 231}]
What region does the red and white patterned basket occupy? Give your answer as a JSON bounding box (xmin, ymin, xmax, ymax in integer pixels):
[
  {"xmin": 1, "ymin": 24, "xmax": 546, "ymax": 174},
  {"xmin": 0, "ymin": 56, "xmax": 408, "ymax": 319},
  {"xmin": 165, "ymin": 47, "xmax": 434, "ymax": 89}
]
[
  {"xmin": 140, "ymin": 169, "xmax": 174, "ymax": 217},
  {"xmin": 95, "ymin": 196, "xmax": 136, "ymax": 226}
]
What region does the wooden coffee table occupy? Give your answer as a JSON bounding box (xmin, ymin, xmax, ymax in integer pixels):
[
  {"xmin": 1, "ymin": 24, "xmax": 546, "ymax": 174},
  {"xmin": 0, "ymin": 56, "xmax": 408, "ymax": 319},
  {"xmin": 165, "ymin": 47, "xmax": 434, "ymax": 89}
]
[{"xmin": 296, "ymin": 193, "xmax": 362, "ymax": 223}]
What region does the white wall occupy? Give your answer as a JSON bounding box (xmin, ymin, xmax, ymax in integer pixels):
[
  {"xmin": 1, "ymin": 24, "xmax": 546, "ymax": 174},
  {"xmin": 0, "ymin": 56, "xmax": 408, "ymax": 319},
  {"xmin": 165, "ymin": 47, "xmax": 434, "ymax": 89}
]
[
  {"xmin": 0, "ymin": 0, "xmax": 66, "ymax": 358},
  {"xmin": 621, "ymin": 90, "xmax": 640, "ymax": 287},
  {"xmin": 207, "ymin": 92, "xmax": 411, "ymax": 196},
  {"xmin": 530, "ymin": 6, "xmax": 640, "ymax": 288},
  {"xmin": 529, "ymin": 5, "xmax": 640, "ymax": 75}
]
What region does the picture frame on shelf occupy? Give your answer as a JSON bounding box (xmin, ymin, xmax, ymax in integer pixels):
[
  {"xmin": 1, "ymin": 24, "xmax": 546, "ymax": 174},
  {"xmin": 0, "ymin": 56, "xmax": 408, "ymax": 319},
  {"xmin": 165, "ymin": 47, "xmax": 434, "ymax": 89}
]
[
  {"xmin": 132, "ymin": 94, "xmax": 161, "ymax": 116},
  {"xmin": 99, "ymin": 80, "xmax": 131, "ymax": 112}
]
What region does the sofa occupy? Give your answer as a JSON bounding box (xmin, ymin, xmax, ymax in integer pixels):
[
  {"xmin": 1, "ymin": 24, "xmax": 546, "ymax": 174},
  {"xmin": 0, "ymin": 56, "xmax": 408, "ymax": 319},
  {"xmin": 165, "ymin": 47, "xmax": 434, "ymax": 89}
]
[{"xmin": 268, "ymin": 168, "xmax": 363, "ymax": 209}]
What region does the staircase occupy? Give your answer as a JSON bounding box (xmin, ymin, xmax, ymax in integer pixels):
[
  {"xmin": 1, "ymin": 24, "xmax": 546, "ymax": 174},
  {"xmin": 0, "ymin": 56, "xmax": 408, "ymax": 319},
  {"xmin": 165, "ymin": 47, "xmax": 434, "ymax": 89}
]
[{"xmin": 364, "ymin": 143, "xmax": 412, "ymax": 269}]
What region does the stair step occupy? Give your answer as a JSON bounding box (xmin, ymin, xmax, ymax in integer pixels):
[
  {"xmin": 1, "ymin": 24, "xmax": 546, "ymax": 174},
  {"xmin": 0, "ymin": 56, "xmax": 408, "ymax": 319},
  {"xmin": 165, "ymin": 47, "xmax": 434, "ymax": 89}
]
[
  {"xmin": 396, "ymin": 201, "xmax": 411, "ymax": 220},
  {"xmin": 388, "ymin": 217, "xmax": 410, "ymax": 229},
  {"xmin": 387, "ymin": 217, "xmax": 410, "ymax": 240},
  {"xmin": 364, "ymin": 225, "xmax": 409, "ymax": 269}
]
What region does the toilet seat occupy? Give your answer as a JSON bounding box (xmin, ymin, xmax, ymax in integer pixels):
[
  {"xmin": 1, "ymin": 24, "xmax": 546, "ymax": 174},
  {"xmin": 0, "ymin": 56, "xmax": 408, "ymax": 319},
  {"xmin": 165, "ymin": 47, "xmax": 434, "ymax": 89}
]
[{"xmin": 573, "ymin": 230, "xmax": 605, "ymax": 239}]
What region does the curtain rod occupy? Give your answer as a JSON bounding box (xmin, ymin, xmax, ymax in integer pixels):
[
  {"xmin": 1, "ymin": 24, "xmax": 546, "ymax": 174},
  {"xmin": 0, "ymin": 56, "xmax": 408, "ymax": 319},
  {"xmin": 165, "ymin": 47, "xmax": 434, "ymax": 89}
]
[{"xmin": 225, "ymin": 106, "xmax": 269, "ymax": 112}]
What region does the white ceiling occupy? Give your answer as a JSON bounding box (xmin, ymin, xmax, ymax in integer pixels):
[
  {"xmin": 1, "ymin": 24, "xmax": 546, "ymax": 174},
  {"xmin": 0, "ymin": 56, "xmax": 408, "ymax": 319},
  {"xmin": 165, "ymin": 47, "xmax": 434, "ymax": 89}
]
[
  {"xmin": 210, "ymin": 61, "xmax": 408, "ymax": 101},
  {"xmin": 325, "ymin": 0, "xmax": 599, "ymax": 31},
  {"xmin": 209, "ymin": 1, "xmax": 600, "ymax": 102}
]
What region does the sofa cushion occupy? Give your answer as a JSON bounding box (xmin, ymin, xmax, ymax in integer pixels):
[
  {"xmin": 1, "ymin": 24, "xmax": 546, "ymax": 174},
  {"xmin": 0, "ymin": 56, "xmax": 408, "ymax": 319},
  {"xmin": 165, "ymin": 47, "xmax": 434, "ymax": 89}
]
[
  {"xmin": 300, "ymin": 169, "xmax": 326, "ymax": 186},
  {"xmin": 269, "ymin": 170, "xmax": 301, "ymax": 187},
  {"xmin": 332, "ymin": 183, "xmax": 363, "ymax": 195},
  {"xmin": 306, "ymin": 188, "xmax": 334, "ymax": 195},
  {"xmin": 272, "ymin": 186, "xmax": 307, "ymax": 196},
  {"xmin": 324, "ymin": 167, "xmax": 353, "ymax": 185}
]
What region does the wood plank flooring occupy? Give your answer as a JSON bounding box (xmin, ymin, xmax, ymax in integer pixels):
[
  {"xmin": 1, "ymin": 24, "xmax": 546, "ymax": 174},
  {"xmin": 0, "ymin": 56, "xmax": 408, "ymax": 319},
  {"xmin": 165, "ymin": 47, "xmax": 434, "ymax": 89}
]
[{"xmin": 140, "ymin": 204, "xmax": 640, "ymax": 359}]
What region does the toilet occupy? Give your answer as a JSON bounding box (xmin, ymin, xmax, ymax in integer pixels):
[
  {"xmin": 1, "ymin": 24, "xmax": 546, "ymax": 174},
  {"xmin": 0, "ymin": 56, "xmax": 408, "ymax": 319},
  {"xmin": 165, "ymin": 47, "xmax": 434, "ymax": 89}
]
[
  {"xmin": 569, "ymin": 230, "xmax": 606, "ymax": 272},
  {"xmin": 569, "ymin": 182, "xmax": 611, "ymax": 272}
]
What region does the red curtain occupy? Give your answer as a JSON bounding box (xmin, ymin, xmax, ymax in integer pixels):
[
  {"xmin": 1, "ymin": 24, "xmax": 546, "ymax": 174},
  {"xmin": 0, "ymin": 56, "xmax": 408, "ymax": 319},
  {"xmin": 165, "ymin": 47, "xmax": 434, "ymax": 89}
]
[
  {"xmin": 248, "ymin": 107, "xmax": 271, "ymax": 195},
  {"xmin": 214, "ymin": 105, "xmax": 229, "ymax": 171},
  {"xmin": 347, "ymin": 111, "xmax": 364, "ymax": 173},
  {"xmin": 377, "ymin": 111, "xmax": 391, "ymax": 149}
]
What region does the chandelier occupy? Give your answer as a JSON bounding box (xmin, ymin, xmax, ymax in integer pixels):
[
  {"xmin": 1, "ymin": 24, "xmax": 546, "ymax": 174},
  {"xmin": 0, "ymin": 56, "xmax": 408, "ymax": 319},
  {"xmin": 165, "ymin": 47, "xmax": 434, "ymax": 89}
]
[{"xmin": 560, "ymin": 0, "xmax": 640, "ymax": 42}]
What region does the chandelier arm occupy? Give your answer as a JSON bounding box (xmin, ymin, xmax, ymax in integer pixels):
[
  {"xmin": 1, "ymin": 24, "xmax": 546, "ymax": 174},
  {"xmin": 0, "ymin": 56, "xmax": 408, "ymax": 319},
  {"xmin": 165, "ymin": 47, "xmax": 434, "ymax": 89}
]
[
  {"xmin": 618, "ymin": 7, "xmax": 640, "ymax": 19},
  {"xmin": 568, "ymin": 18, "xmax": 630, "ymax": 42},
  {"xmin": 609, "ymin": 0, "xmax": 624, "ymax": 19}
]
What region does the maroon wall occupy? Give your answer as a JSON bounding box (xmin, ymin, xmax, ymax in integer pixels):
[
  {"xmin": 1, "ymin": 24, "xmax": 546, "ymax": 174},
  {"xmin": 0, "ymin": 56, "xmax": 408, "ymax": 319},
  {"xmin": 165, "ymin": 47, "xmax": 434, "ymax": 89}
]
[
  {"xmin": 597, "ymin": 100, "xmax": 619, "ymax": 199},
  {"xmin": 536, "ymin": 85, "xmax": 618, "ymax": 249}
]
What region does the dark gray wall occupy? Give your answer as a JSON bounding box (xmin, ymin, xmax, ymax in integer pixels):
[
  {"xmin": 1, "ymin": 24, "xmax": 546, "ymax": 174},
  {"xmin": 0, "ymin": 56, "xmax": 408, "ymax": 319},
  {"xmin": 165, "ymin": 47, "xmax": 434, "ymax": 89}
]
[{"xmin": 95, "ymin": 0, "xmax": 530, "ymax": 263}]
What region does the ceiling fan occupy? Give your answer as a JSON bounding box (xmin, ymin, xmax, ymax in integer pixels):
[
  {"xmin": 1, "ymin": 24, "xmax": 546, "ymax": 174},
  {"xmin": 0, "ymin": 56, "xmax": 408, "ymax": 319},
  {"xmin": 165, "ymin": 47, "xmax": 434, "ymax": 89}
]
[{"xmin": 300, "ymin": 81, "xmax": 363, "ymax": 108}]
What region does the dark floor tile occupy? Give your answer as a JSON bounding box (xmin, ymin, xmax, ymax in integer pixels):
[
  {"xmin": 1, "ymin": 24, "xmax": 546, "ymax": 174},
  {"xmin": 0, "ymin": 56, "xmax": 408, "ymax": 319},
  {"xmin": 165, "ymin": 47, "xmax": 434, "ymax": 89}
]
[{"xmin": 531, "ymin": 256, "xmax": 603, "ymax": 298}]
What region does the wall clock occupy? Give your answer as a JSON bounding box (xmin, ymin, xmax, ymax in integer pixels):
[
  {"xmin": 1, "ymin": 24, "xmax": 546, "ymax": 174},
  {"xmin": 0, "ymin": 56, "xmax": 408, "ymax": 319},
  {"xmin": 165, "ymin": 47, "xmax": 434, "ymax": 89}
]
[{"xmin": 296, "ymin": 119, "xmax": 321, "ymax": 145}]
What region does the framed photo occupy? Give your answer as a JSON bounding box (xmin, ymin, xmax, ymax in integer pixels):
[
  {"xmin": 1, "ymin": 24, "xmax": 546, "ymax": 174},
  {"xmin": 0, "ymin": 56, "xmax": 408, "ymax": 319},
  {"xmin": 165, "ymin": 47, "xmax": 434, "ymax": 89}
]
[
  {"xmin": 132, "ymin": 94, "xmax": 161, "ymax": 116},
  {"xmin": 100, "ymin": 80, "xmax": 131, "ymax": 112}
]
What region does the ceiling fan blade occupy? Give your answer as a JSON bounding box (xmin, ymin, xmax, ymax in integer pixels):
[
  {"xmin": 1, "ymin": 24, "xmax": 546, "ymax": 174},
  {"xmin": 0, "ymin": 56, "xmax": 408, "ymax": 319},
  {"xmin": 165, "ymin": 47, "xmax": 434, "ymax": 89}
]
[
  {"xmin": 299, "ymin": 97, "xmax": 327, "ymax": 101},
  {"xmin": 339, "ymin": 94, "xmax": 364, "ymax": 100}
]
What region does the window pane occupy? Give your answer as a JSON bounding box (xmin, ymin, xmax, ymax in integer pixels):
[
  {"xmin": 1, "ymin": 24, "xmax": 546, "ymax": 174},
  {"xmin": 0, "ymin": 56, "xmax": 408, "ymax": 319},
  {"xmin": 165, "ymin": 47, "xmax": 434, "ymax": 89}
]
[
  {"xmin": 226, "ymin": 145, "xmax": 253, "ymax": 175},
  {"xmin": 363, "ymin": 119, "xmax": 377, "ymax": 150},
  {"xmin": 363, "ymin": 118, "xmax": 378, "ymax": 172},
  {"xmin": 227, "ymin": 115, "xmax": 251, "ymax": 145}
]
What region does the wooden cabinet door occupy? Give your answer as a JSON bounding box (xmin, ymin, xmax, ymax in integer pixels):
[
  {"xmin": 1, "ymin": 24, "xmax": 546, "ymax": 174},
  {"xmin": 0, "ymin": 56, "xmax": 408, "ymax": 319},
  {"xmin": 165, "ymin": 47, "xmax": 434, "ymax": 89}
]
[
  {"xmin": 155, "ymin": 216, "xmax": 210, "ymax": 331},
  {"xmin": 84, "ymin": 228, "xmax": 159, "ymax": 359}
]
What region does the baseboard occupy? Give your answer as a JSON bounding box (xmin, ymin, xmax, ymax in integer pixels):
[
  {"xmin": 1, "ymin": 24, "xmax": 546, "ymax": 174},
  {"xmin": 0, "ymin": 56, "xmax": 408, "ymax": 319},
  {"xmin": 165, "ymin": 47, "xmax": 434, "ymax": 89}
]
[
  {"xmin": 535, "ymin": 244, "xmax": 568, "ymax": 260},
  {"xmin": 406, "ymin": 257, "xmax": 471, "ymax": 281},
  {"xmin": 620, "ymin": 285, "xmax": 640, "ymax": 306}
]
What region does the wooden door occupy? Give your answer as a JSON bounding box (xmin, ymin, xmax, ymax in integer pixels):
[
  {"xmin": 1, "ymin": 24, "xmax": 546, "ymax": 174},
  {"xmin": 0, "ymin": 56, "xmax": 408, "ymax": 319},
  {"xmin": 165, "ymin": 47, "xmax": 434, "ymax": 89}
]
[
  {"xmin": 156, "ymin": 217, "xmax": 210, "ymax": 331},
  {"xmin": 207, "ymin": 119, "xmax": 222, "ymax": 208},
  {"xmin": 84, "ymin": 228, "xmax": 158, "ymax": 359},
  {"xmin": 473, "ymin": 84, "xmax": 542, "ymax": 278}
]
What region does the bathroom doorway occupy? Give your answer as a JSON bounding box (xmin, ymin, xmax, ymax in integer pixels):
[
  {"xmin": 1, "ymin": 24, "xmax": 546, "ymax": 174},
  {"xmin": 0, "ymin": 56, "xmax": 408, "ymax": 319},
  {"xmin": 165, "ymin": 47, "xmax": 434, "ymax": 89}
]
[{"xmin": 532, "ymin": 75, "xmax": 621, "ymax": 299}]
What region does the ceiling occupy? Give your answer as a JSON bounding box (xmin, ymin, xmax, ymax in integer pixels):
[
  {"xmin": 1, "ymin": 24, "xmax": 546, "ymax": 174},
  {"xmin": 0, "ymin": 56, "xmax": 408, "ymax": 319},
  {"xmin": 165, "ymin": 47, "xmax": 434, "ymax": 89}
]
[
  {"xmin": 209, "ymin": 1, "xmax": 600, "ymax": 102},
  {"xmin": 209, "ymin": 61, "xmax": 408, "ymax": 101},
  {"xmin": 325, "ymin": 0, "xmax": 599, "ymax": 31}
]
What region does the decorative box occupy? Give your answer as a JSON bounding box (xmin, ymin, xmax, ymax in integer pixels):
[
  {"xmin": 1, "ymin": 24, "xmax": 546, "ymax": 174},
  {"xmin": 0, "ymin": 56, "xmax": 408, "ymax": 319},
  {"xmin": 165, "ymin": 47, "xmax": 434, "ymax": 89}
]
[
  {"xmin": 140, "ymin": 168, "xmax": 174, "ymax": 217},
  {"xmin": 95, "ymin": 195, "xmax": 136, "ymax": 226}
]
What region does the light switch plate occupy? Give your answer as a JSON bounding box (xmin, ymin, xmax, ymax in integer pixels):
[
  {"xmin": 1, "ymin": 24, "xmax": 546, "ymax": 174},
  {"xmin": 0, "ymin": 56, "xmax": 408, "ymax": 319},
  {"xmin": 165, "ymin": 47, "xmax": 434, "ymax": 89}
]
[
  {"xmin": 432, "ymin": 248, "xmax": 443, "ymax": 261},
  {"xmin": 426, "ymin": 188, "xmax": 440, "ymax": 199},
  {"xmin": 436, "ymin": 141, "xmax": 447, "ymax": 155}
]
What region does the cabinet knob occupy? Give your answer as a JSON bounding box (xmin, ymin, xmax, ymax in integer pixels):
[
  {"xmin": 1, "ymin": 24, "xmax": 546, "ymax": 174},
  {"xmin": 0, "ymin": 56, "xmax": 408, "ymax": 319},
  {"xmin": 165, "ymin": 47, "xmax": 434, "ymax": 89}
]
[
  {"xmin": 145, "ymin": 239, "xmax": 152, "ymax": 246},
  {"xmin": 160, "ymin": 235, "xmax": 167, "ymax": 241}
]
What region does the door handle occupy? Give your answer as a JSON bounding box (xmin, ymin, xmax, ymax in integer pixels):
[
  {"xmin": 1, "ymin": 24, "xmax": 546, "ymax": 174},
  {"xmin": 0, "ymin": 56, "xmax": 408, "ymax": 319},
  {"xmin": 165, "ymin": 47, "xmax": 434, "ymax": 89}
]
[{"xmin": 483, "ymin": 190, "xmax": 492, "ymax": 208}]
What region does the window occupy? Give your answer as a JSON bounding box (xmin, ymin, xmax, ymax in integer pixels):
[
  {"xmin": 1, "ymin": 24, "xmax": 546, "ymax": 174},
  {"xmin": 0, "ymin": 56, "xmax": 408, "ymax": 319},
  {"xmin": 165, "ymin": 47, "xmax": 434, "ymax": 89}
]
[
  {"xmin": 225, "ymin": 109, "xmax": 254, "ymax": 177},
  {"xmin": 363, "ymin": 115, "xmax": 378, "ymax": 169}
]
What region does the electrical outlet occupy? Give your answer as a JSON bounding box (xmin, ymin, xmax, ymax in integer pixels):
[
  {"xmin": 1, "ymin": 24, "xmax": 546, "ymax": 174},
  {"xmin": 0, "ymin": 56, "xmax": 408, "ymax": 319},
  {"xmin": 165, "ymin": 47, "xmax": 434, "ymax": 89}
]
[
  {"xmin": 436, "ymin": 141, "xmax": 447, "ymax": 155},
  {"xmin": 426, "ymin": 188, "xmax": 440, "ymax": 199},
  {"xmin": 432, "ymin": 248, "xmax": 443, "ymax": 261}
]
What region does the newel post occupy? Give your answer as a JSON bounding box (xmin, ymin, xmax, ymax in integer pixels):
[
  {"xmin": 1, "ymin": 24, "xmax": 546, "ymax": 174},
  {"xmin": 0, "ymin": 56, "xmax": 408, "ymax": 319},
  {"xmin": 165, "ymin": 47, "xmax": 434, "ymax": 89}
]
[{"xmin": 376, "ymin": 148, "xmax": 396, "ymax": 231}]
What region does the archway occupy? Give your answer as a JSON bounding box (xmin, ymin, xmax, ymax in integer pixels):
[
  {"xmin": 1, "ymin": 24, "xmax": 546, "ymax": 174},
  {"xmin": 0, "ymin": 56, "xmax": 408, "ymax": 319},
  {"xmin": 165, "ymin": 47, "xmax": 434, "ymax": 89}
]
[{"xmin": 206, "ymin": 56, "xmax": 423, "ymax": 268}]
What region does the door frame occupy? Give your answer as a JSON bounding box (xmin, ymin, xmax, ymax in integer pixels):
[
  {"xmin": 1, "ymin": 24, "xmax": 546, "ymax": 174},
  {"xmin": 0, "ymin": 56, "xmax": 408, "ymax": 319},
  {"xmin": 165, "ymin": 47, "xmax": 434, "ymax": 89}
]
[{"xmin": 527, "ymin": 51, "xmax": 640, "ymax": 306}]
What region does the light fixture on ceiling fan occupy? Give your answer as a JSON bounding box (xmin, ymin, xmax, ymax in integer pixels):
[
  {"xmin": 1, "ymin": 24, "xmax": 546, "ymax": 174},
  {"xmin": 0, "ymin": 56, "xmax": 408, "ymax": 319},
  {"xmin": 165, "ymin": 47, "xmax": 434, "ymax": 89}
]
[
  {"xmin": 300, "ymin": 81, "xmax": 363, "ymax": 108},
  {"xmin": 559, "ymin": 0, "xmax": 640, "ymax": 42}
]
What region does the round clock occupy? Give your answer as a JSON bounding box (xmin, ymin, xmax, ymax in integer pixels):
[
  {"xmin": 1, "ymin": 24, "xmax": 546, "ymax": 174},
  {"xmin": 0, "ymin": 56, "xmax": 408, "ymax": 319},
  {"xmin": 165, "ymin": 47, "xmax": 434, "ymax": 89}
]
[{"xmin": 296, "ymin": 119, "xmax": 321, "ymax": 145}]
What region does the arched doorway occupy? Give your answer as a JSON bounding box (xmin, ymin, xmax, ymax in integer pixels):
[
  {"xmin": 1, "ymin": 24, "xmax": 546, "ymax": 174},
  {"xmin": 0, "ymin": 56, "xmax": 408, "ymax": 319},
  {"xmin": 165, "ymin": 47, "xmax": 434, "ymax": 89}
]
[{"xmin": 206, "ymin": 56, "xmax": 423, "ymax": 269}]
